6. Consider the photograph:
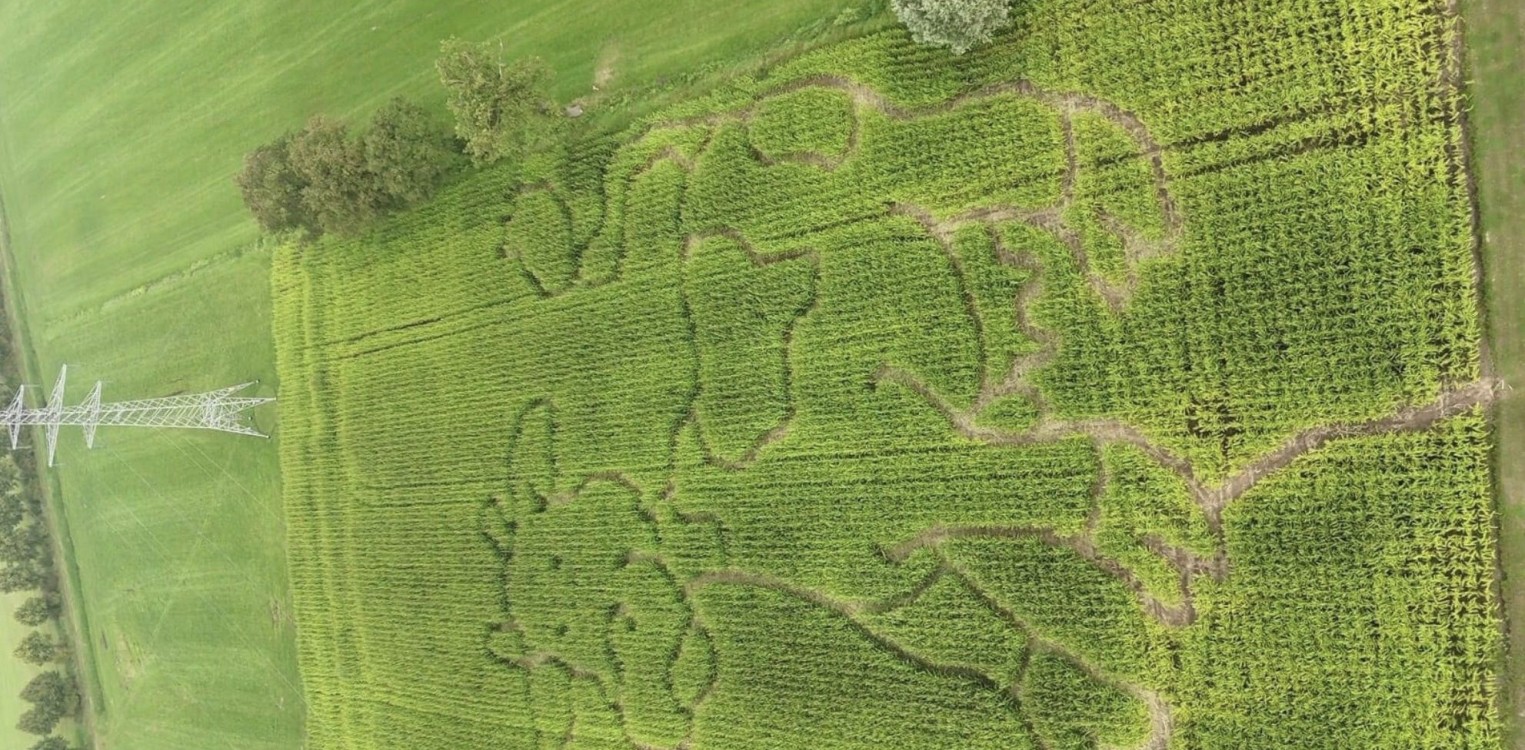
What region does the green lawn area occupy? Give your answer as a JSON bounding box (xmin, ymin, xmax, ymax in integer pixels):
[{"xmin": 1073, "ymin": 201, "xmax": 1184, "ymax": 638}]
[
  {"xmin": 0, "ymin": 0, "xmax": 871, "ymax": 336},
  {"xmin": 0, "ymin": 1, "xmax": 865, "ymax": 747},
  {"xmin": 2, "ymin": 590, "xmax": 46, "ymax": 748},
  {"xmin": 1462, "ymin": 0, "xmax": 1525, "ymax": 743},
  {"xmin": 1, "ymin": 591, "xmax": 83, "ymax": 749}
]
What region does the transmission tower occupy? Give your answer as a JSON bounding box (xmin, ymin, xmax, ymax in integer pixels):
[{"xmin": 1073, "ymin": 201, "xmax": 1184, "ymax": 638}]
[{"xmin": 0, "ymin": 366, "xmax": 274, "ymax": 466}]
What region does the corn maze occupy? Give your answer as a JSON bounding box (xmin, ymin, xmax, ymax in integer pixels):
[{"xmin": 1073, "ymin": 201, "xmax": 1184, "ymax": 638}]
[{"xmin": 273, "ymin": 1, "xmax": 1500, "ymax": 748}]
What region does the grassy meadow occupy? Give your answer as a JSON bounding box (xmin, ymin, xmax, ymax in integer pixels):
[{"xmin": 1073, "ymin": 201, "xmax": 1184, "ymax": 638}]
[
  {"xmin": 1, "ymin": 591, "xmax": 83, "ymax": 749},
  {"xmin": 0, "ymin": 593, "xmax": 31, "ymax": 748},
  {"xmin": 0, "ymin": 1, "xmax": 868, "ymax": 747}
]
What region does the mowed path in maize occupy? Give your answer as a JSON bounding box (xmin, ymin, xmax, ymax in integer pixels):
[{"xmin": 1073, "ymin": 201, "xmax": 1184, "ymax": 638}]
[
  {"xmin": 277, "ymin": 1, "xmax": 1504, "ymax": 748},
  {"xmin": 0, "ymin": 1, "xmax": 864, "ymax": 747}
]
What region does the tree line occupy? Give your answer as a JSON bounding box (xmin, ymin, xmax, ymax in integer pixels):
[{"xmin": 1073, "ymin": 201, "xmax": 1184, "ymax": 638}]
[
  {"xmin": 235, "ymin": 6, "xmax": 1023, "ymax": 241},
  {"xmin": 237, "ymin": 39, "xmax": 554, "ymax": 240},
  {"xmin": 0, "ymin": 449, "xmax": 80, "ymax": 747}
]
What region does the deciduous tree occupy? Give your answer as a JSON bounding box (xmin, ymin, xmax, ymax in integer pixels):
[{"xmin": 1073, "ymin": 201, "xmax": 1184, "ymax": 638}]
[
  {"xmin": 0, "ymin": 493, "xmax": 23, "ymax": 530},
  {"xmin": 14, "ymin": 630, "xmax": 56, "ymax": 666},
  {"xmin": 436, "ymin": 39, "xmax": 553, "ymax": 165},
  {"xmin": 891, "ymin": 0, "xmax": 1013, "ymax": 55},
  {"xmin": 363, "ymin": 97, "xmax": 461, "ymax": 208},
  {"xmin": 16, "ymin": 707, "xmax": 58, "ymax": 737},
  {"xmin": 14, "ymin": 595, "xmax": 57, "ymax": 627},
  {"xmin": 0, "ymin": 563, "xmax": 41, "ymax": 593},
  {"xmin": 15, "ymin": 671, "xmax": 76, "ymax": 738},
  {"xmin": 235, "ymin": 135, "xmax": 312, "ymax": 235},
  {"xmin": 288, "ymin": 115, "xmax": 385, "ymax": 237},
  {"xmin": 20, "ymin": 670, "xmax": 69, "ymax": 705}
]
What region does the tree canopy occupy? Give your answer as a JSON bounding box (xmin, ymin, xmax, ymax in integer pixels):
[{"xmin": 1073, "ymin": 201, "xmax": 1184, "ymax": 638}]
[
  {"xmin": 236, "ymin": 100, "xmax": 461, "ymax": 239},
  {"xmin": 14, "ymin": 595, "xmax": 59, "ymax": 627},
  {"xmin": 436, "ymin": 39, "xmax": 553, "ymax": 165},
  {"xmin": 892, "ymin": 0, "xmax": 1013, "ymax": 55},
  {"xmin": 15, "ymin": 630, "xmax": 56, "ymax": 665}
]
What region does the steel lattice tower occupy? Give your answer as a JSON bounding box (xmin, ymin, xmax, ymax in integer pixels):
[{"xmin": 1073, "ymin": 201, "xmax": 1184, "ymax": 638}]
[{"xmin": 1, "ymin": 366, "xmax": 273, "ymax": 466}]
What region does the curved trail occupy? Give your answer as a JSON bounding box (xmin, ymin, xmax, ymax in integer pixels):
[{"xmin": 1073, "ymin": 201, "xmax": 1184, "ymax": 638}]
[
  {"xmin": 489, "ymin": 63, "xmax": 1496, "ymax": 750},
  {"xmin": 513, "ymin": 69, "xmax": 1183, "ymax": 307},
  {"xmin": 684, "ymin": 566, "xmax": 1169, "ymax": 750},
  {"xmin": 643, "ymin": 73, "xmax": 1180, "ymax": 237},
  {"xmin": 883, "ymin": 524, "xmax": 1196, "ymax": 628},
  {"xmin": 877, "ymin": 370, "xmax": 1503, "ymax": 631}
]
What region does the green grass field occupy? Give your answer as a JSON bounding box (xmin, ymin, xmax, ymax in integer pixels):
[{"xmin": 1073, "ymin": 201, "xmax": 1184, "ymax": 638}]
[
  {"xmin": 3, "ymin": 591, "xmax": 47, "ymax": 748},
  {"xmin": 275, "ymin": 1, "xmax": 1502, "ymax": 747},
  {"xmin": 0, "ymin": 2, "xmax": 869, "ymax": 748},
  {"xmin": 0, "ymin": 0, "xmax": 876, "ymax": 337},
  {"xmin": 1, "ymin": 590, "xmax": 83, "ymax": 749},
  {"xmin": 1462, "ymin": 0, "xmax": 1525, "ymax": 744}
]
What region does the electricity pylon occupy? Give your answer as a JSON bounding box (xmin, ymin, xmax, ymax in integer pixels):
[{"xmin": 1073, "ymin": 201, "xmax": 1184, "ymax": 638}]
[{"xmin": 0, "ymin": 366, "xmax": 273, "ymax": 466}]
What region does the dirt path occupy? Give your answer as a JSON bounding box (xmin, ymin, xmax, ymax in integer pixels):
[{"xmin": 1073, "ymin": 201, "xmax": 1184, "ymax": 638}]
[
  {"xmin": 883, "ymin": 523, "xmax": 1196, "ymax": 628},
  {"xmin": 856, "ymin": 376, "xmax": 1501, "ymax": 749}
]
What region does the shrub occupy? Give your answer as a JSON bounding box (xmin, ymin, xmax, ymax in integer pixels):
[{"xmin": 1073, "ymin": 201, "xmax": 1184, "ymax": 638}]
[
  {"xmin": 891, "ymin": 0, "xmax": 1012, "ymax": 54},
  {"xmin": 30, "ymin": 737, "xmax": 70, "ymax": 750},
  {"xmin": 363, "ymin": 97, "xmax": 462, "ymax": 208},
  {"xmin": 436, "ymin": 39, "xmax": 553, "ymax": 164}
]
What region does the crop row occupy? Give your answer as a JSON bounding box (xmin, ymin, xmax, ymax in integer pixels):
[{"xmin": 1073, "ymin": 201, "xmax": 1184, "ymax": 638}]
[{"xmin": 272, "ymin": 0, "xmax": 1496, "ymax": 747}]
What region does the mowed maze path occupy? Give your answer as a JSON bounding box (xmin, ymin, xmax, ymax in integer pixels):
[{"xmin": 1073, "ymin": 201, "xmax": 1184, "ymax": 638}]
[
  {"xmin": 0, "ymin": 1, "xmax": 870, "ymax": 748},
  {"xmin": 277, "ymin": 2, "xmax": 1502, "ymax": 748}
]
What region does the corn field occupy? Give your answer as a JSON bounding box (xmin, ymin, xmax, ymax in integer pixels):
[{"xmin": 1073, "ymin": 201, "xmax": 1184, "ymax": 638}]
[{"xmin": 273, "ymin": 0, "xmax": 1499, "ymax": 747}]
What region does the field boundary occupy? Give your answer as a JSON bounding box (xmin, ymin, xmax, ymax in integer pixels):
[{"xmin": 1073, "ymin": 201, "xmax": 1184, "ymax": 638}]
[
  {"xmin": 0, "ymin": 177, "xmax": 104, "ymax": 749},
  {"xmin": 1460, "ymin": 0, "xmax": 1525, "ymax": 744}
]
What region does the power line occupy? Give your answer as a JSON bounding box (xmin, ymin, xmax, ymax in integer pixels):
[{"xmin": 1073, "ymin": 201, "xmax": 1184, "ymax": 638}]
[{"xmin": 1, "ymin": 365, "xmax": 274, "ymax": 466}]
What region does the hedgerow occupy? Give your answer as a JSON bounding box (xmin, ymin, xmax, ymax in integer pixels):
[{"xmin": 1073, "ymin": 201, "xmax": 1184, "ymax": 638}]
[{"xmin": 273, "ymin": 0, "xmax": 1497, "ymax": 747}]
